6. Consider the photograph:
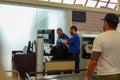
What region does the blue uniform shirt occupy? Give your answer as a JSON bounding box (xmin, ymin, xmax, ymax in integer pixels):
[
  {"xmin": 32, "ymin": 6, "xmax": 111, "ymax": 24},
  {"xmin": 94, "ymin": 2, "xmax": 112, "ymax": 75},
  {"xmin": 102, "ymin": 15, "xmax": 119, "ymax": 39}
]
[
  {"xmin": 57, "ymin": 33, "xmax": 69, "ymax": 46},
  {"xmin": 67, "ymin": 34, "xmax": 80, "ymax": 54}
]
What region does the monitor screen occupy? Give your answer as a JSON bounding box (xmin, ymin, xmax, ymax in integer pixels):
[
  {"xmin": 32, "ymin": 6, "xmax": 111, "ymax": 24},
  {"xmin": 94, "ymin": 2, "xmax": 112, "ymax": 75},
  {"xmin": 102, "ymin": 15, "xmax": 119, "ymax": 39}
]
[
  {"xmin": 27, "ymin": 41, "xmax": 31, "ymax": 54},
  {"xmin": 37, "ymin": 29, "xmax": 55, "ymax": 44},
  {"xmin": 22, "ymin": 41, "xmax": 33, "ymax": 54},
  {"xmin": 72, "ymin": 11, "xmax": 86, "ymax": 22}
]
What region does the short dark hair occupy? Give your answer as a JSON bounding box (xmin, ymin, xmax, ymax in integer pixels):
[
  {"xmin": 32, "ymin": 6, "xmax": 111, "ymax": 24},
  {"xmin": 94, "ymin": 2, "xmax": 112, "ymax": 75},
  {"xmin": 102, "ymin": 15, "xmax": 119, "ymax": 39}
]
[
  {"xmin": 102, "ymin": 13, "xmax": 119, "ymax": 28},
  {"xmin": 57, "ymin": 28, "xmax": 62, "ymax": 32},
  {"xmin": 71, "ymin": 25, "xmax": 77, "ymax": 31},
  {"xmin": 108, "ymin": 22, "xmax": 119, "ymax": 28}
]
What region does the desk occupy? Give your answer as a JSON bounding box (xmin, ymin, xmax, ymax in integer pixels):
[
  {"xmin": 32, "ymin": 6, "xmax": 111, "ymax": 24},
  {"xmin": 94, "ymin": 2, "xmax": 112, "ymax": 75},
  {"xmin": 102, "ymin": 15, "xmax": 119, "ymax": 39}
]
[{"xmin": 12, "ymin": 51, "xmax": 75, "ymax": 79}]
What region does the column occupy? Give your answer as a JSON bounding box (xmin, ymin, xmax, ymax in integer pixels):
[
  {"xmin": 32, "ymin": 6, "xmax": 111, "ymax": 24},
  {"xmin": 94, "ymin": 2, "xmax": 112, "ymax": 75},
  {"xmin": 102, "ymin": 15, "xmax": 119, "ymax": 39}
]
[{"xmin": 117, "ymin": 0, "xmax": 120, "ymax": 11}]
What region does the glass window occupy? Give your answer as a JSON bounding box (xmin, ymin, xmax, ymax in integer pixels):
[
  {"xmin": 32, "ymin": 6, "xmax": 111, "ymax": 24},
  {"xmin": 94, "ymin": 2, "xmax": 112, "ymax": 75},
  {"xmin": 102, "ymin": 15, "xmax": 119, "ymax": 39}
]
[
  {"xmin": 97, "ymin": 2, "xmax": 107, "ymax": 8},
  {"xmin": 40, "ymin": 0, "xmax": 48, "ymax": 1},
  {"xmin": 50, "ymin": 0, "xmax": 62, "ymax": 3},
  {"xmin": 99, "ymin": 0, "xmax": 108, "ymax": 1},
  {"xmin": 107, "ymin": 3, "xmax": 116, "ymax": 9},
  {"xmin": 0, "ymin": 4, "xmax": 68, "ymax": 73},
  {"xmin": 86, "ymin": 0, "xmax": 97, "ymax": 7},
  {"xmin": 39, "ymin": 0, "xmax": 117, "ymax": 10},
  {"xmin": 0, "ymin": 4, "xmax": 36, "ymax": 74},
  {"xmin": 75, "ymin": 0, "xmax": 86, "ymax": 5},
  {"xmin": 110, "ymin": 0, "xmax": 117, "ymax": 3},
  {"xmin": 36, "ymin": 8, "xmax": 67, "ymax": 44},
  {"xmin": 63, "ymin": 0, "xmax": 75, "ymax": 4}
]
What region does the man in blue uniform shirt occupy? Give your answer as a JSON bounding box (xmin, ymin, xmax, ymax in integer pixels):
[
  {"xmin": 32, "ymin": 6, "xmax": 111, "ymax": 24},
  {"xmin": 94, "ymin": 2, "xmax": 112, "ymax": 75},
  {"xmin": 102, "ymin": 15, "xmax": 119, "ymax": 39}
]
[
  {"xmin": 61, "ymin": 26, "xmax": 80, "ymax": 73},
  {"xmin": 56, "ymin": 28, "xmax": 69, "ymax": 46}
]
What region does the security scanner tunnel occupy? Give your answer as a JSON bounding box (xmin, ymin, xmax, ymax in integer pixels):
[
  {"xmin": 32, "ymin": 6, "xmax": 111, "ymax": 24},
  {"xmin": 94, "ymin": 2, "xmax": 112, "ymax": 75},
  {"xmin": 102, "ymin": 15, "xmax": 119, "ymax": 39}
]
[{"xmin": 80, "ymin": 34, "xmax": 97, "ymax": 59}]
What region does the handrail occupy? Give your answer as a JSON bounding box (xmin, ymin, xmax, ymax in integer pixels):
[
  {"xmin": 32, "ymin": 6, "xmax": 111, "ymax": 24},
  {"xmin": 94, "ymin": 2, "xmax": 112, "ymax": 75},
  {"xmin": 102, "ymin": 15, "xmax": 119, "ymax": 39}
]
[
  {"xmin": 5, "ymin": 70, "xmax": 20, "ymax": 80},
  {"xmin": 25, "ymin": 73, "xmax": 32, "ymax": 80},
  {"xmin": 25, "ymin": 69, "xmax": 87, "ymax": 80}
]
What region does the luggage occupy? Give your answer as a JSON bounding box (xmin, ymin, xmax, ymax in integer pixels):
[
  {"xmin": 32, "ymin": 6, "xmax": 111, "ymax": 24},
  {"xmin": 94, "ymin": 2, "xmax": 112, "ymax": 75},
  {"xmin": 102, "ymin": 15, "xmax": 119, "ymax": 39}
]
[{"xmin": 50, "ymin": 45, "xmax": 68, "ymax": 60}]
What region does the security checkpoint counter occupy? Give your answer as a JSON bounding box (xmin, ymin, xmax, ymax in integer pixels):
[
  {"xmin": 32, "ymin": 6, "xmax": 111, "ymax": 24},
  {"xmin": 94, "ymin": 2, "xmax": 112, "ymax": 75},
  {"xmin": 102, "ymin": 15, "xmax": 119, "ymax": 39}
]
[{"xmin": 44, "ymin": 60, "xmax": 75, "ymax": 74}]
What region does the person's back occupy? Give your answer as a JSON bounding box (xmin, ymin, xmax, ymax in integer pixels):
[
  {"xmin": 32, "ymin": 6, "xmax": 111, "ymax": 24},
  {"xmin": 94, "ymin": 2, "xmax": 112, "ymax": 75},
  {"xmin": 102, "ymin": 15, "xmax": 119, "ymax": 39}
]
[
  {"xmin": 96, "ymin": 30, "xmax": 120, "ymax": 75},
  {"xmin": 84, "ymin": 13, "xmax": 120, "ymax": 80}
]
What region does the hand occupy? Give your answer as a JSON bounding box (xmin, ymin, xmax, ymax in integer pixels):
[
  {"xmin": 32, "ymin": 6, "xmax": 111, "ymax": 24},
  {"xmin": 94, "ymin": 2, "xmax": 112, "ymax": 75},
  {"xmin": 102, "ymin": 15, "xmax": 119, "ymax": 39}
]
[
  {"xmin": 61, "ymin": 39, "xmax": 68, "ymax": 44},
  {"xmin": 84, "ymin": 76, "xmax": 90, "ymax": 80}
]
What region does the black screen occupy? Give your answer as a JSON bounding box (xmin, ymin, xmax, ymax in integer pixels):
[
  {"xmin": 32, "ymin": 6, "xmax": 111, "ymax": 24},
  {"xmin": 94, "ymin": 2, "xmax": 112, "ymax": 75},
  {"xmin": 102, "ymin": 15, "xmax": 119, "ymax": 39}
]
[
  {"xmin": 37, "ymin": 29, "xmax": 55, "ymax": 44},
  {"xmin": 72, "ymin": 11, "xmax": 86, "ymax": 22},
  {"xmin": 27, "ymin": 41, "xmax": 31, "ymax": 54}
]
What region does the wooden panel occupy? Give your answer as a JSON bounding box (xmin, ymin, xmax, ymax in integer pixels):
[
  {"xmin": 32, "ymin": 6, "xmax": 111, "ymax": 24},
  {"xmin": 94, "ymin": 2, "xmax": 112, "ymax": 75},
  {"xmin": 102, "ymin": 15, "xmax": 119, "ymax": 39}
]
[
  {"xmin": 12, "ymin": 52, "xmax": 35, "ymax": 79},
  {"xmin": 45, "ymin": 61, "xmax": 75, "ymax": 71}
]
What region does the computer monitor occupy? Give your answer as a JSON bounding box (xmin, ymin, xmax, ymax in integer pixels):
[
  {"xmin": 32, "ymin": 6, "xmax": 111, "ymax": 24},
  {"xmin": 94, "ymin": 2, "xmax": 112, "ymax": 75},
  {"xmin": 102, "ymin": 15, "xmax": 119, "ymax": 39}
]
[
  {"xmin": 72, "ymin": 11, "xmax": 86, "ymax": 22},
  {"xmin": 37, "ymin": 29, "xmax": 55, "ymax": 44},
  {"xmin": 27, "ymin": 41, "xmax": 31, "ymax": 54},
  {"xmin": 22, "ymin": 41, "xmax": 33, "ymax": 54}
]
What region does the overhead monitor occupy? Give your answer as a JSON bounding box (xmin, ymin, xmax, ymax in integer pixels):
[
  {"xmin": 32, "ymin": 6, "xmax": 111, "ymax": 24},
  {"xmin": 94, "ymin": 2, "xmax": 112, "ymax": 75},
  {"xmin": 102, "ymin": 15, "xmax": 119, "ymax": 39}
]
[{"xmin": 72, "ymin": 11, "xmax": 86, "ymax": 22}]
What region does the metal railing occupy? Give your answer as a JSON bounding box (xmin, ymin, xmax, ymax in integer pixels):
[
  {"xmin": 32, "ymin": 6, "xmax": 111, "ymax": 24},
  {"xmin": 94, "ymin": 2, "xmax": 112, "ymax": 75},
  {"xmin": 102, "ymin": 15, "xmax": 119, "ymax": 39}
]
[
  {"xmin": 25, "ymin": 69, "xmax": 87, "ymax": 80},
  {"xmin": 5, "ymin": 70, "xmax": 20, "ymax": 80}
]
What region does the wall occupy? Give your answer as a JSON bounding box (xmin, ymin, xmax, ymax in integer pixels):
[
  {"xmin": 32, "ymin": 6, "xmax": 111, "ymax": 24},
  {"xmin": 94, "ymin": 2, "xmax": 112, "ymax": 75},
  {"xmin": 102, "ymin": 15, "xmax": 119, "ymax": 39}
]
[
  {"xmin": 73, "ymin": 11, "xmax": 106, "ymax": 34},
  {"xmin": 0, "ymin": 24, "xmax": 2, "ymax": 62}
]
